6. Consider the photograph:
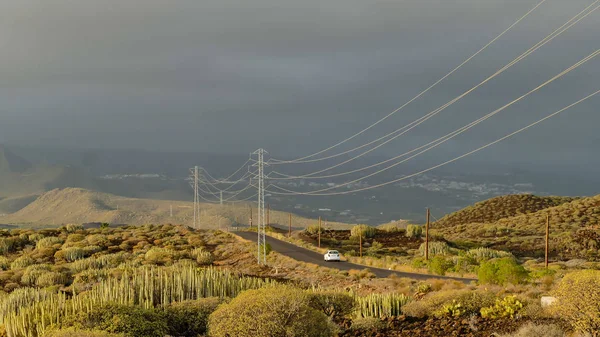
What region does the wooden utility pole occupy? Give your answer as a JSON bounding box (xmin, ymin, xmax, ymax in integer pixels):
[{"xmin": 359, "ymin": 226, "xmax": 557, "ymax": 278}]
[
  {"xmin": 545, "ymin": 214, "xmax": 550, "ymax": 269},
  {"xmin": 288, "ymin": 213, "xmax": 292, "ymax": 237},
  {"xmin": 425, "ymin": 208, "xmax": 430, "ymax": 261},
  {"xmin": 249, "ymin": 205, "xmax": 253, "ymax": 228},
  {"xmin": 318, "ymin": 216, "xmax": 322, "ymax": 248},
  {"xmin": 359, "ymin": 233, "xmax": 363, "ymax": 257}
]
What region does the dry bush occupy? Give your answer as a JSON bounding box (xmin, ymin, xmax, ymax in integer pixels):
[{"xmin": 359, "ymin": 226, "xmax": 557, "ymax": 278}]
[
  {"xmin": 498, "ymin": 322, "xmax": 565, "ymax": 337},
  {"xmin": 551, "ymin": 270, "xmax": 600, "ymax": 334}
]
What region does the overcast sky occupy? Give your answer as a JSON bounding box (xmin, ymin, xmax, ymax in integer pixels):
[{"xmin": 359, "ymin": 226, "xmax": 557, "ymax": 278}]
[{"xmin": 0, "ymin": 0, "xmax": 598, "ymax": 168}]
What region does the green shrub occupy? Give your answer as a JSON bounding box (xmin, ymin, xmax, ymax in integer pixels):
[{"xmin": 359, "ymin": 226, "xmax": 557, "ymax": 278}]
[
  {"xmin": 437, "ymin": 300, "xmax": 463, "ymax": 317},
  {"xmin": 366, "ymin": 241, "xmax": 384, "ymax": 257},
  {"xmin": 406, "ymin": 290, "xmax": 494, "ymax": 319},
  {"xmin": 551, "ymin": 270, "xmax": 600, "ymax": 334},
  {"xmin": 164, "ymin": 298, "xmax": 222, "ymax": 337},
  {"xmin": 305, "ymin": 224, "xmax": 323, "ymax": 235},
  {"xmin": 405, "ymin": 225, "xmax": 422, "ymax": 238},
  {"xmin": 0, "ymin": 256, "xmax": 10, "ymax": 270},
  {"xmin": 410, "ymin": 257, "xmax": 426, "ymax": 269},
  {"xmin": 11, "ymin": 256, "xmax": 35, "ymax": 270},
  {"xmin": 466, "ymin": 247, "xmax": 513, "ymax": 262},
  {"xmin": 61, "ymin": 304, "xmax": 168, "ymax": 337},
  {"xmin": 427, "ymin": 256, "xmax": 453, "ymax": 276},
  {"xmin": 477, "ymin": 258, "xmax": 528, "ymax": 285},
  {"xmin": 191, "ymin": 248, "xmax": 213, "ymax": 266},
  {"xmin": 350, "ymin": 225, "xmax": 376, "ymax": 239},
  {"xmin": 21, "ymin": 264, "xmax": 52, "ymax": 285},
  {"xmin": 28, "ymin": 234, "xmax": 45, "ymax": 243},
  {"xmin": 419, "ymin": 242, "xmax": 450, "ymax": 257},
  {"xmin": 37, "ymin": 237, "xmax": 64, "ymax": 249},
  {"xmin": 36, "ymin": 271, "xmax": 69, "ymax": 287},
  {"xmin": 378, "ymin": 223, "xmax": 406, "ymax": 233},
  {"xmin": 43, "ymin": 329, "xmax": 124, "ymax": 337},
  {"xmin": 62, "ymin": 247, "xmax": 86, "ymax": 262},
  {"xmin": 208, "ymin": 285, "xmax": 335, "ymax": 337},
  {"xmin": 480, "ymin": 296, "xmax": 524, "ymax": 319},
  {"xmin": 350, "ymin": 317, "xmax": 385, "ymax": 331},
  {"xmin": 307, "ymin": 291, "xmax": 355, "ymax": 319},
  {"xmin": 144, "ymin": 248, "xmax": 176, "ymax": 265},
  {"xmin": 0, "ymin": 237, "xmax": 19, "ymax": 254}
]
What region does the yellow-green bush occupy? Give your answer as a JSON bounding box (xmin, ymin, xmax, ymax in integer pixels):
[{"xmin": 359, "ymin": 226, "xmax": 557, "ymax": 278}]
[
  {"xmin": 36, "ymin": 271, "xmax": 69, "ymax": 288},
  {"xmin": 305, "ymin": 224, "xmax": 323, "ymax": 235},
  {"xmin": 477, "ymin": 258, "xmax": 529, "ymax": 285},
  {"xmin": 61, "ymin": 247, "xmax": 86, "ymax": 262},
  {"xmin": 350, "ymin": 317, "xmax": 385, "ymax": 331},
  {"xmin": 191, "ymin": 248, "xmax": 213, "ymax": 266},
  {"xmin": 350, "ymin": 225, "xmax": 376, "ymax": 239},
  {"xmin": 480, "ymin": 295, "xmax": 524, "ymax": 319},
  {"xmin": 36, "ymin": 237, "xmax": 64, "ymax": 249},
  {"xmin": 208, "ymin": 285, "xmax": 335, "ymax": 337},
  {"xmin": 405, "ymin": 225, "xmax": 422, "ymax": 238},
  {"xmin": 21, "ymin": 264, "xmax": 52, "ymax": 286},
  {"xmin": 43, "ymin": 329, "xmax": 124, "ymax": 337},
  {"xmin": 144, "ymin": 248, "xmax": 177, "ymax": 265},
  {"xmin": 551, "ymin": 270, "xmax": 600, "ymax": 334},
  {"xmin": 466, "ymin": 247, "xmax": 513, "ymax": 262},
  {"xmin": 419, "ymin": 241, "xmax": 450, "ymax": 257},
  {"xmin": 10, "ymin": 256, "xmax": 35, "ymax": 270},
  {"xmin": 0, "ymin": 256, "xmax": 10, "ymax": 270}
]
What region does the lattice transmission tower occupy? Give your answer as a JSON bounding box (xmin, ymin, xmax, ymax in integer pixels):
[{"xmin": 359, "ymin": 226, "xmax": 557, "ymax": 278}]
[
  {"xmin": 188, "ymin": 166, "xmax": 200, "ymax": 228},
  {"xmin": 252, "ymin": 149, "xmax": 268, "ymax": 265}
]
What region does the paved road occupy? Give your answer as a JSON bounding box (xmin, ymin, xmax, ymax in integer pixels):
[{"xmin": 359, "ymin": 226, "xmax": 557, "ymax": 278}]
[{"xmin": 235, "ymin": 231, "xmax": 475, "ymax": 283}]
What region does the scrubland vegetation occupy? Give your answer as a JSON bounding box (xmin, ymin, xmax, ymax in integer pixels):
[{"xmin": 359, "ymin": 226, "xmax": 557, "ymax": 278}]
[{"xmin": 0, "ymin": 193, "xmax": 599, "ymax": 336}]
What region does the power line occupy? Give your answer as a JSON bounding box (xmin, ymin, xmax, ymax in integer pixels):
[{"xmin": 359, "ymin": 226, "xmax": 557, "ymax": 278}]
[
  {"xmin": 269, "ymin": 0, "xmax": 548, "ymax": 165},
  {"xmin": 268, "ymin": 48, "xmax": 599, "ymax": 195},
  {"xmin": 267, "ymin": 1, "xmax": 599, "ymax": 181},
  {"xmin": 267, "ymin": 87, "xmax": 600, "ymax": 196}
]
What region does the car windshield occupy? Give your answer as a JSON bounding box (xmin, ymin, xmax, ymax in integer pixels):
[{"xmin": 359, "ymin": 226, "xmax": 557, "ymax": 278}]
[{"xmin": 328, "ymin": 251, "xmax": 339, "ymax": 254}]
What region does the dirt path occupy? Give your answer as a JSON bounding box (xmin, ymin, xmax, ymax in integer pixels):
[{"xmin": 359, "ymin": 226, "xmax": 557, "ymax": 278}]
[{"xmin": 235, "ymin": 231, "xmax": 475, "ymax": 283}]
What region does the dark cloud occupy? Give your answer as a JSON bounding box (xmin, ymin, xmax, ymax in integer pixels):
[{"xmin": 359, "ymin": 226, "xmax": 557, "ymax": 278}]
[{"xmin": 0, "ymin": 0, "xmax": 598, "ymax": 170}]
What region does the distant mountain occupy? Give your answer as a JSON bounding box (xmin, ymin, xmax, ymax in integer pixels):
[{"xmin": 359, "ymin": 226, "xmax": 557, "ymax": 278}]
[{"xmin": 1, "ymin": 187, "xmax": 352, "ymax": 229}]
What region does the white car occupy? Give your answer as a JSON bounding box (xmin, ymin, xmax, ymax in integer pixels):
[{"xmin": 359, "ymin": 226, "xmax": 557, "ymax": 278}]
[{"xmin": 324, "ymin": 250, "xmax": 341, "ymax": 262}]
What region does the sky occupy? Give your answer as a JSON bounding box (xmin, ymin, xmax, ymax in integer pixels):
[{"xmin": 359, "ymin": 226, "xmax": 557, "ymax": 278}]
[{"xmin": 0, "ymin": 0, "xmax": 598, "ymax": 170}]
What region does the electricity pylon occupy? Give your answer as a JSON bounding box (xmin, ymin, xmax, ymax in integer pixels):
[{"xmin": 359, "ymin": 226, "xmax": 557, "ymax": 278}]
[
  {"xmin": 189, "ymin": 166, "xmax": 200, "ymax": 228},
  {"xmin": 252, "ymin": 149, "xmax": 268, "ymax": 265}
]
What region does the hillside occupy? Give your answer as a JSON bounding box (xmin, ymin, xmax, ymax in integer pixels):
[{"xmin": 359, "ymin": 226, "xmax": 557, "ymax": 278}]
[
  {"xmin": 436, "ymin": 194, "xmax": 600, "ymax": 259},
  {"xmin": 433, "ymin": 194, "xmax": 575, "ymax": 229},
  {"xmin": 0, "ymin": 188, "xmax": 353, "ymax": 229}
]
